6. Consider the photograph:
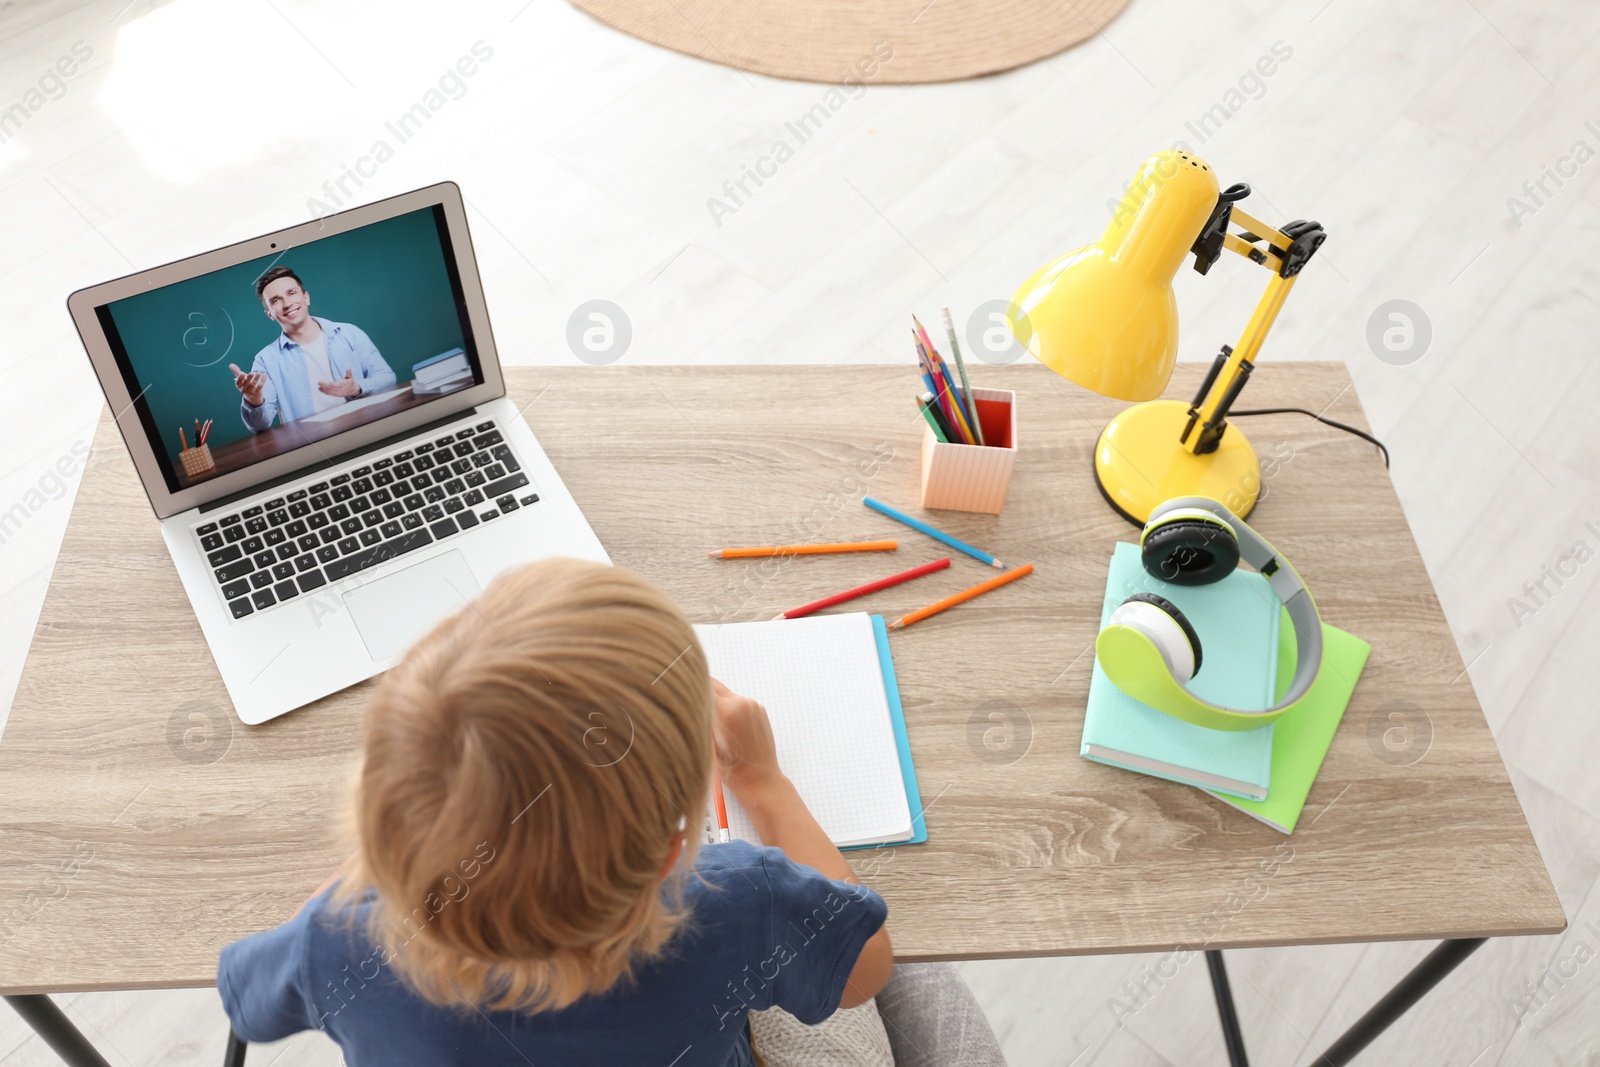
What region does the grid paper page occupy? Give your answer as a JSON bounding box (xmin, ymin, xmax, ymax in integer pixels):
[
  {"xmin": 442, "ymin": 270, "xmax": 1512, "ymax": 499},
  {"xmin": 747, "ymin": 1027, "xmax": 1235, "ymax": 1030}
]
[{"xmin": 695, "ymin": 613, "xmax": 913, "ymax": 848}]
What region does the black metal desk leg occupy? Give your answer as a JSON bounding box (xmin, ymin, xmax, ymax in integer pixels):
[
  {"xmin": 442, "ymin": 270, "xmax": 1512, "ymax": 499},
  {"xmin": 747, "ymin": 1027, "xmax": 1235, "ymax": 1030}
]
[
  {"xmin": 223, "ymin": 1028, "xmax": 249, "ymax": 1066},
  {"xmin": 1206, "ymin": 950, "xmax": 1251, "ymax": 1067},
  {"xmin": 1315, "ymin": 938, "xmax": 1487, "ymax": 1066},
  {"xmin": 3, "ymin": 995, "xmax": 113, "ymax": 1067}
]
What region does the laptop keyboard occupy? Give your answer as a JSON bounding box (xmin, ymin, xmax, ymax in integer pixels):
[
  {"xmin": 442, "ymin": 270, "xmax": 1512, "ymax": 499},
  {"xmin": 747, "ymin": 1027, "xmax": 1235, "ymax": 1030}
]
[{"xmin": 191, "ymin": 418, "xmax": 539, "ymax": 620}]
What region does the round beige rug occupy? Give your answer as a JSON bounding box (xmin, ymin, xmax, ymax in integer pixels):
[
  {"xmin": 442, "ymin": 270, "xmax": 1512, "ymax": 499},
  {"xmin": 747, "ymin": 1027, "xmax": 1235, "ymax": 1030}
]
[{"xmin": 567, "ymin": 0, "xmax": 1135, "ymax": 85}]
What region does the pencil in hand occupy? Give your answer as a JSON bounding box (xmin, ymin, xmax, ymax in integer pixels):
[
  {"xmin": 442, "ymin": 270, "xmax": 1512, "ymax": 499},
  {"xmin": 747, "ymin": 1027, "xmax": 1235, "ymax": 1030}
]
[{"xmin": 711, "ymin": 767, "xmax": 731, "ymax": 843}]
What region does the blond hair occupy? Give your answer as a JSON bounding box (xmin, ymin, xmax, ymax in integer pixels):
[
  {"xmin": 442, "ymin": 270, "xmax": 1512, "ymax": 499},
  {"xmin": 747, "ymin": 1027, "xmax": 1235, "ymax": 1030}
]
[{"xmin": 337, "ymin": 558, "xmax": 711, "ymax": 1013}]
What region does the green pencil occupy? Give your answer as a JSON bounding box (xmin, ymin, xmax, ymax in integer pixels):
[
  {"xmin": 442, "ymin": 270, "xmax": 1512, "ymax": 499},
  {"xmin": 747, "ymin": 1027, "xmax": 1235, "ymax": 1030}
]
[
  {"xmin": 941, "ymin": 306, "xmax": 984, "ymax": 445},
  {"xmin": 916, "ymin": 395, "xmax": 950, "ymax": 443}
]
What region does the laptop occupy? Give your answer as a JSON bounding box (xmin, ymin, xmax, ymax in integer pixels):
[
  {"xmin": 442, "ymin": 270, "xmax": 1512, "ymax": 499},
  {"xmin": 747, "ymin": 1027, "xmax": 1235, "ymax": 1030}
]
[{"xmin": 68, "ymin": 183, "xmax": 609, "ymax": 725}]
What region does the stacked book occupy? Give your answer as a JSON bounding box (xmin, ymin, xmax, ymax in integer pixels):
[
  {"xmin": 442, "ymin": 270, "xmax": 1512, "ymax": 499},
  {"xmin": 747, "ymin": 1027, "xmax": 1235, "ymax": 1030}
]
[
  {"xmin": 1081, "ymin": 542, "xmax": 1370, "ymax": 833},
  {"xmin": 411, "ymin": 348, "xmax": 474, "ymax": 396}
]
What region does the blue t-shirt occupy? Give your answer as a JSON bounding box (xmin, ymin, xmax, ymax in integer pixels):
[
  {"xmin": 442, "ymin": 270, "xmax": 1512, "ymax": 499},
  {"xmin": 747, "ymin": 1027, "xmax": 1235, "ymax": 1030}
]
[{"xmin": 218, "ymin": 841, "xmax": 887, "ymax": 1066}]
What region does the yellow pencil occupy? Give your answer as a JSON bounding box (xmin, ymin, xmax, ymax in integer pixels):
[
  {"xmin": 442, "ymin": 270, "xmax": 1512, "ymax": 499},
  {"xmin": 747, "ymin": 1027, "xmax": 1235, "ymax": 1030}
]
[
  {"xmin": 708, "ymin": 540, "xmax": 898, "ymax": 560},
  {"xmin": 887, "ymin": 563, "xmax": 1034, "ymax": 630}
]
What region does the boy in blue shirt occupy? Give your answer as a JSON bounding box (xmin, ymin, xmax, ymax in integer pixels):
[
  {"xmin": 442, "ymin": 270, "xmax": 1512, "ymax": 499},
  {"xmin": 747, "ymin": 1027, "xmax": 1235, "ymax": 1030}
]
[{"xmin": 218, "ymin": 558, "xmax": 893, "ymax": 1065}]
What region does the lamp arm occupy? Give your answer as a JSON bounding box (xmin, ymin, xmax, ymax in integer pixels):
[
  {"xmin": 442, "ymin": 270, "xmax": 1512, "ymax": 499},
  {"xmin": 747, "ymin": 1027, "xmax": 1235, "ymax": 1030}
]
[
  {"xmin": 1180, "ymin": 203, "xmax": 1326, "ymax": 456},
  {"xmin": 1181, "ymin": 273, "xmax": 1296, "ymax": 454},
  {"xmin": 1223, "ymin": 206, "xmax": 1290, "ymax": 264}
]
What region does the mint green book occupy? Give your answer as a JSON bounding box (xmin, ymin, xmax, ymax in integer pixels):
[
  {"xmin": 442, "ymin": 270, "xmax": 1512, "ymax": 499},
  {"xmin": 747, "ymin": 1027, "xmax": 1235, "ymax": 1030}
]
[
  {"xmin": 1081, "ymin": 542, "xmax": 1279, "ymax": 800},
  {"xmin": 1203, "ymin": 621, "xmax": 1370, "ymax": 833}
]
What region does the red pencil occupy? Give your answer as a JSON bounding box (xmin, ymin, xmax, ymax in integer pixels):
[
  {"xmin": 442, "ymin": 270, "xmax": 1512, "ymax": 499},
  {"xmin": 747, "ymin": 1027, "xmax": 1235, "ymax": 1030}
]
[{"xmin": 772, "ymin": 558, "xmax": 952, "ymax": 620}]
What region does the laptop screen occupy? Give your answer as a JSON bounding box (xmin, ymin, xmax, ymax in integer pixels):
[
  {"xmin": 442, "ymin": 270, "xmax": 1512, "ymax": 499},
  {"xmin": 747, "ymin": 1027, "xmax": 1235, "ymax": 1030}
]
[{"xmin": 94, "ymin": 204, "xmax": 484, "ymax": 494}]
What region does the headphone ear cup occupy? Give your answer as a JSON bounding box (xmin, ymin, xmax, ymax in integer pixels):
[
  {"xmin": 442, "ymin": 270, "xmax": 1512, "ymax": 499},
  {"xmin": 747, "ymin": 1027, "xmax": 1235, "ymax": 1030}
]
[
  {"xmin": 1141, "ymin": 519, "xmax": 1241, "ymax": 586},
  {"xmin": 1107, "ymin": 593, "xmax": 1203, "ymax": 681}
]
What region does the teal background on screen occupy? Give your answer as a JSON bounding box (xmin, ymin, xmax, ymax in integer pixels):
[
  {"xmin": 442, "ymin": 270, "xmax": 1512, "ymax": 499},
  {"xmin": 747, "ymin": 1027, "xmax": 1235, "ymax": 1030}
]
[{"xmin": 106, "ymin": 207, "xmax": 466, "ymax": 470}]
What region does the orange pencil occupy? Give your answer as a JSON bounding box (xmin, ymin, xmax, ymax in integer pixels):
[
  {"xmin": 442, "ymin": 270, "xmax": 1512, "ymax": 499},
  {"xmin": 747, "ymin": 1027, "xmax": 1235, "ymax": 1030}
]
[
  {"xmin": 708, "ymin": 540, "xmax": 897, "ymax": 559},
  {"xmin": 711, "ymin": 767, "xmax": 731, "ymax": 843},
  {"xmin": 887, "ymin": 563, "xmax": 1034, "ymax": 630}
]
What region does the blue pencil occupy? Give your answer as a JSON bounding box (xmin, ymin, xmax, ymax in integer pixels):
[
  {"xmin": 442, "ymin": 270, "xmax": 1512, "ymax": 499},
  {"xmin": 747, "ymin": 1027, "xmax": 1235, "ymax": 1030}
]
[
  {"xmin": 933, "ymin": 358, "xmax": 975, "ymax": 444},
  {"xmin": 863, "ymin": 496, "xmax": 1006, "ymax": 569},
  {"xmin": 915, "ymin": 331, "xmax": 967, "ymax": 443}
]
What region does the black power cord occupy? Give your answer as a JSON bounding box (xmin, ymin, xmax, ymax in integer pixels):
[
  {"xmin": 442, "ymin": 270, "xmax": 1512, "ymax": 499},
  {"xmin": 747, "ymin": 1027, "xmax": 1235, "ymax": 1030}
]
[{"xmin": 1227, "ymin": 408, "xmax": 1390, "ymax": 468}]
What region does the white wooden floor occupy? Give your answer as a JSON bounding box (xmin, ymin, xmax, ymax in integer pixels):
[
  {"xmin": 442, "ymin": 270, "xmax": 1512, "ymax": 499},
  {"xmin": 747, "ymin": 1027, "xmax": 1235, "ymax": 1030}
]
[{"xmin": 3, "ymin": 0, "xmax": 1598, "ymax": 1063}]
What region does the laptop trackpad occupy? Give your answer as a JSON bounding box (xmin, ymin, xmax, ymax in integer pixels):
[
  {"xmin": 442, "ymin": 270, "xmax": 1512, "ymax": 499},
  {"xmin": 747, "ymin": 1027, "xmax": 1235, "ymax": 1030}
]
[{"xmin": 342, "ymin": 550, "xmax": 483, "ymax": 662}]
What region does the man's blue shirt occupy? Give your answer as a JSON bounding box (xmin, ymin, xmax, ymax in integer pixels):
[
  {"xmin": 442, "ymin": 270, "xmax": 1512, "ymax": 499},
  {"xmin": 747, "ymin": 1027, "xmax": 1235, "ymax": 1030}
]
[{"xmin": 240, "ymin": 317, "xmax": 396, "ymax": 431}]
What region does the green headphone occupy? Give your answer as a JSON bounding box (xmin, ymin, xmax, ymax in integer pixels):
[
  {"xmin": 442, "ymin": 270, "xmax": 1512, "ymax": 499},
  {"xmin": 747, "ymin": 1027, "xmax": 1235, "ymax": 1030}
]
[{"xmin": 1096, "ymin": 496, "xmax": 1323, "ymax": 732}]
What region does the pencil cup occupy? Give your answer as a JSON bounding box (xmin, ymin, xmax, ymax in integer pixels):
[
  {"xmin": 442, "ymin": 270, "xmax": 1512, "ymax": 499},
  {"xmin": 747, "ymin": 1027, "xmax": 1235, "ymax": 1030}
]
[
  {"xmin": 179, "ymin": 445, "xmax": 215, "ymax": 477},
  {"xmin": 919, "ymin": 388, "xmax": 1017, "ymax": 515}
]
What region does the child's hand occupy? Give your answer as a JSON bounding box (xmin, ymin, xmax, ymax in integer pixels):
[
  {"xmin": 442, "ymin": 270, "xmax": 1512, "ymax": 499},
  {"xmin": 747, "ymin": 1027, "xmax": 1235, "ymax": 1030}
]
[{"xmin": 711, "ymin": 678, "xmax": 783, "ymax": 799}]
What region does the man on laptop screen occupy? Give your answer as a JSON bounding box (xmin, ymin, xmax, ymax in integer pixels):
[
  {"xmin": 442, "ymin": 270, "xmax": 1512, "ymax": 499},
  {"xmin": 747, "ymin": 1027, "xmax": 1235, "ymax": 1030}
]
[
  {"xmin": 229, "ymin": 266, "xmax": 396, "ymax": 431},
  {"xmin": 69, "ymin": 185, "xmax": 612, "ymax": 723}
]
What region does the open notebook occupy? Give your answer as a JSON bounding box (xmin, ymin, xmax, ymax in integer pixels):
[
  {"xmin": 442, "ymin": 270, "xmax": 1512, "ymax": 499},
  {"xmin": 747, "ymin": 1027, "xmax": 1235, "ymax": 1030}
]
[{"xmin": 694, "ymin": 612, "xmax": 925, "ymax": 849}]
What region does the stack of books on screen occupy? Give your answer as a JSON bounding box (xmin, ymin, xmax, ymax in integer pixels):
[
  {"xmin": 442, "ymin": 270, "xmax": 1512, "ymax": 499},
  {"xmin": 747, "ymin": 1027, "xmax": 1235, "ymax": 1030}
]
[
  {"xmin": 1081, "ymin": 542, "xmax": 1370, "ymax": 834},
  {"xmin": 412, "ymin": 348, "xmax": 473, "ymax": 395}
]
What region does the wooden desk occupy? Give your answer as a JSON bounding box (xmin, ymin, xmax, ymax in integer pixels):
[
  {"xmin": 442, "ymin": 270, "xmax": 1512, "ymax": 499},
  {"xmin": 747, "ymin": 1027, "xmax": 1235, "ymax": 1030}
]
[
  {"xmin": 177, "ymin": 380, "xmax": 464, "ymax": 489},
  {"xmin": 0, "ymin": 365, "xmax": 1562, "ymax": 1042}
]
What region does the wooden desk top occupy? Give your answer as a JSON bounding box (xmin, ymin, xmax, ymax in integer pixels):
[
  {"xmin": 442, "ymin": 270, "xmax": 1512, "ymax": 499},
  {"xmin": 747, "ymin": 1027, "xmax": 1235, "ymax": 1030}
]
[
  {"xmin": 0, "ymin": 363, "xmax": 1563, "ymax": 993},
  {"xmin": 178, "ymin": 381, "xmax": 443, "ymax": 490}
]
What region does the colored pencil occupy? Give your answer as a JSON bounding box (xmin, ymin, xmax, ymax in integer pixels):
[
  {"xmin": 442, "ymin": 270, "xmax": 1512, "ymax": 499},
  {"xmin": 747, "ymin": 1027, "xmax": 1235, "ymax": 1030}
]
[
  {"xmin": 933, "ymin": 356, "xmax": 976, "ymax": 445},
  {"xmin": 914, "ymin": 331, "xmax": 964, "ymax": 442},
  {"xmin": 916, "ymin": 396, "xmax": 949, "ymax": 443},
  {"xmin": 918, "ymin": 365, "xmax": 947, "ymax": 424},
  {"xmin": 911, "ymin": 315, "xmax": 941, "ymax": 365},
  {"xmin": 863, "ymin": 496, "xmax": 1007, "ymax": 569},
  {"xmin": 711, "ymin": 767, "xmax": 730, "ymax": 843},
  {"xmin": 914, "ymin": 330, "xmax": 975, "ymax": 444},
  {"xmin": 179, "ymin": 427, "xmax": 186, "ymax": 451},
  {"xmin": 708, "ymin": 540, "xmax": 897, "ymax": 559},
  {"xmin": 888, "ymin": 563, "xmax": 1035, "ymax": 630},
  {"xmin": 911, "ymin": 331, "xmax": 950, "ymax": 430},
  {"xmin": 942, "ymin": 306, "xmax": 984, "ymax": 446},
  {"xmin": 914, "ymin": 325, "xmax": 972, "ymax": 444},
  {"xmin": 920, "ymin": 392, "xmax": 958, "ymax": 442},
  {"xmin": 772, "ymin": 557, "xmax": 951, "ymax": 620}
]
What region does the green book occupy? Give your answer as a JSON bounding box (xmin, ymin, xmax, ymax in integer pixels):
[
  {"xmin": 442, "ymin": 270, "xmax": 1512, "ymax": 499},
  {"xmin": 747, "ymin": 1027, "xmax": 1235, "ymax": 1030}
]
[{"xmin": 1203, "ymin": 619, "xmax": 1371, "ymax": 833}]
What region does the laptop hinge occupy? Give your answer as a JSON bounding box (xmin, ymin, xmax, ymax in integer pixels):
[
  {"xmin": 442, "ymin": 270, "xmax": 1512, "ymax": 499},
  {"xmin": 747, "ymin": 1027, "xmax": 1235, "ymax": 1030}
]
[{"xmin": 198, "ymin": 407, "xmax": 479, "ymax": 514}]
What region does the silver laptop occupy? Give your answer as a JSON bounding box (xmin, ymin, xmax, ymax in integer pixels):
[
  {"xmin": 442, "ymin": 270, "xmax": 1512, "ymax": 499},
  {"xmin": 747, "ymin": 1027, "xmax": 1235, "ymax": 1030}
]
[{"xmin": 69, "ymin": 183, "xmax": 609, "ymax": 725}]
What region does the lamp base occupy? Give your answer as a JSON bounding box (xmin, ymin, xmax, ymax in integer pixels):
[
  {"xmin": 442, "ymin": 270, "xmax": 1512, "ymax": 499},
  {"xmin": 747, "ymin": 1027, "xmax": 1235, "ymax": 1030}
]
[{"xmin": 1093, "ymin": 399, "xmax": 1261, "ymax": 525}]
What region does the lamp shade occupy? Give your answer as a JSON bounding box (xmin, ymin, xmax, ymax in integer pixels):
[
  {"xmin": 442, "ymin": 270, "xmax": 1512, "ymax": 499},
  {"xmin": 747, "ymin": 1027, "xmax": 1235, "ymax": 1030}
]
[{"xmin": 1010, "ymin": 151, "xmax": 1220, "ymax": 402}]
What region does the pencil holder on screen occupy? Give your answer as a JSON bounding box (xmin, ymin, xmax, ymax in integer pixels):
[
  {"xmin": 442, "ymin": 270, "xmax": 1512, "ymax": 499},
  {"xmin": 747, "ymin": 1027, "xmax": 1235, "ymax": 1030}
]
[
  {"xmin": 919, "ymin": 387, "xmax": 1017, "ymax": 515},
  {"xmin": 179, "ymin": 445, "xmax": 215, "ymax": 477}
]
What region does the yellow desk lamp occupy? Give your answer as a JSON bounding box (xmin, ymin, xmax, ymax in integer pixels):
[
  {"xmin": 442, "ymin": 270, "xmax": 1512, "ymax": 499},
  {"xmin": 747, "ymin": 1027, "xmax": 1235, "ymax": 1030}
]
[{"xmin": 1010, "ymin": 150, "xmax": 1326, "ymax": 524}]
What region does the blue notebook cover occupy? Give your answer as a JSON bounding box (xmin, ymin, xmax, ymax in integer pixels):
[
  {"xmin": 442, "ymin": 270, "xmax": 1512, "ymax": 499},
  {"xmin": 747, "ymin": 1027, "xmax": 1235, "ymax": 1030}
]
[
  {"xmin": 1080, "ymin": 542, "xmax": 1278, "ymax": 799},
  {"xmin": 856, "ymin": 614, "xmax": 927, "ymax": 850}
]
